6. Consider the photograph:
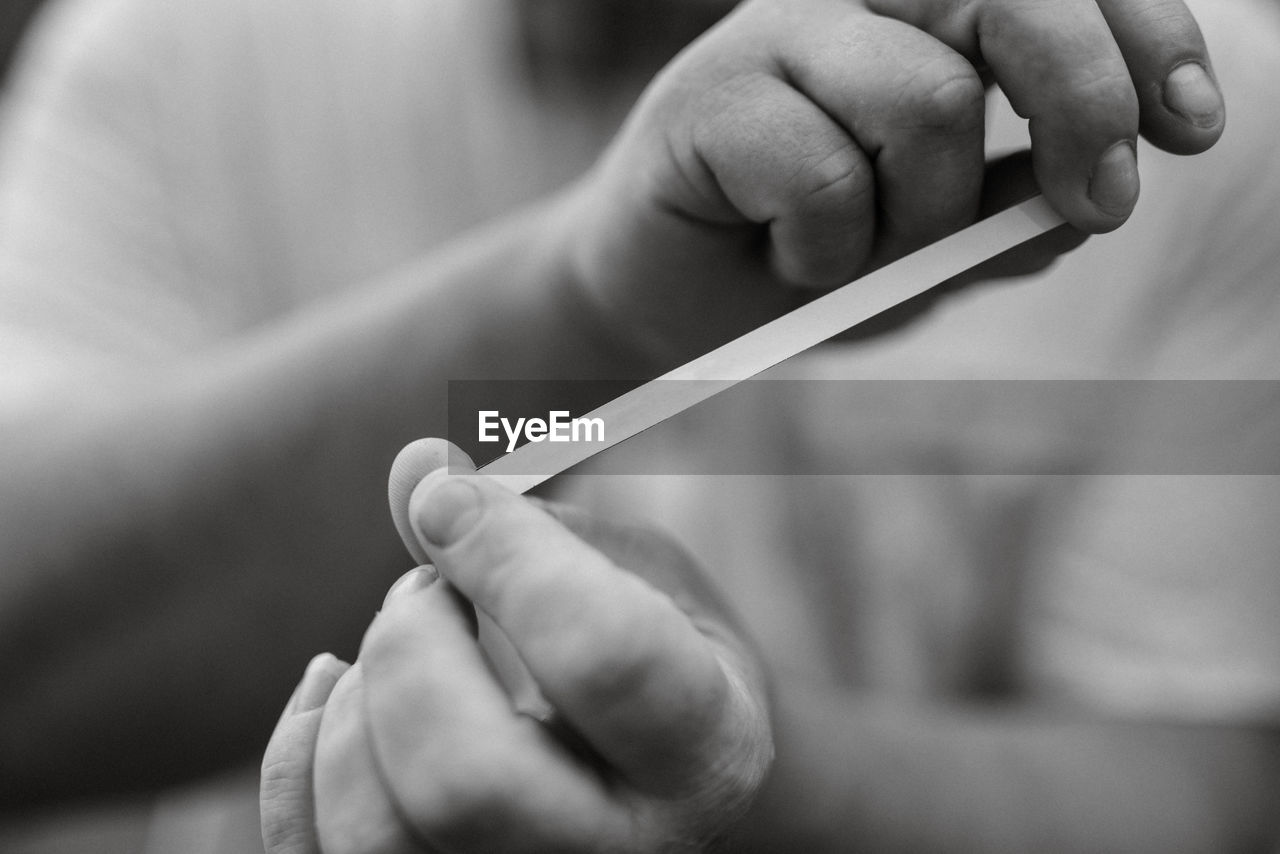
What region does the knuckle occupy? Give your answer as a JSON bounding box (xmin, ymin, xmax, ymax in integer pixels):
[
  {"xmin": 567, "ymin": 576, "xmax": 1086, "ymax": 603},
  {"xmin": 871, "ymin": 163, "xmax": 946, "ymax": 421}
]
[
  {"xmin": 693, "ymin": 70, "xmax": 778, "ymax": 140},
  {"xmin": 869, "ymin": 0, "xmax": 985, "ymax": 54},
  {"xmin": 1139, "ymin": 3, "xmax": 1203, "ymax": 52},
  {"xmin": 791, "ymin": 143, "xmax": 868, "ymax": 209},
  {"xmin": 1059, "ymin": 65, "xmax": 1141, "ymax": 138},
  {"xmin": 1069, "ymin": 63, "xmax": 1139, "ymax": 111},
  {"xmin": 898, "ymin": 57, "xmax": 985, "ymax": 131},
  {"xmin": 775, "ymin": 145, "xmax": 871, "ymax": 288},
  {"xmin": 565, "ymin": 612, "xmax": 654, "ymax": 690},
  {"xmin": 558, "ymin": 585, "xmax": 729, "ymax": 732},
  {"xmin": 553, "ymin": 585, "xmax": 670, "ymax": 704},
  {"xmin": 459, "ymin": 506, "xmax": 540, "ymax": 595}
]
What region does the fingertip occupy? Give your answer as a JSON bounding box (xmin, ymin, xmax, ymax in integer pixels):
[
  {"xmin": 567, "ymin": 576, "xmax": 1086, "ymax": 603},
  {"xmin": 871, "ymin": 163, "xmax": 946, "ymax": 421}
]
[
  {"xmin": 1163, "ymin": 62, "xmax": 1223, "ymax": 129},
  {"xmin": 381, "ymin": 566, "xmax": 439, "ymax": 609},
  {"xmin": 1031, "ymin": 134, "xmax": 1138, "ymax": 234},
  {"xmin": 285, "ymin": 653, "xmax": 350, "ymax": 717},
  {"xmin": 1087, "ymin": 140, "xmax": 1140, "ymax": 225},
  {"xmin": 1146, "ymin": 61, "xmax": 1225, "ymax": 154},
  {"xmin": 389, "ymin": 439, "xmax": 476, "ymax": 563},
  {"xmin": 1089, "ymin": 0, "xmax": 1223, "ymax": 154}
]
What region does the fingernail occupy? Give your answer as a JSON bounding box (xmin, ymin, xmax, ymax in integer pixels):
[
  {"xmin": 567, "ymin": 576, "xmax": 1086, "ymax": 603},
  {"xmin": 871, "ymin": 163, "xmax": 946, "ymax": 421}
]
[
  {"xmin": 382, "ymin": 566, "xmax": 437, "ymax": 607},
  {"xmin": 1089, "ymin": 141, "xmax": 1139, "ymax": 217},
  {"xmin": 292, "ymin": 653, "xmax": 340, "ymax": 713},
  {"xmin": 415, "ymin": 477, "xmax": 483, "ymax": 548},
  {"xmin": 1164, "ymin": 62, "xmax": 1222, "ymax": 129}
]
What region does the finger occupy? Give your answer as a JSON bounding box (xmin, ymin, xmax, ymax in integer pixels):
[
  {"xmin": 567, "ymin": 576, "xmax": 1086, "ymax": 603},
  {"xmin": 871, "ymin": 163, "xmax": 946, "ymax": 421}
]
[
  {"xmin": 973, "ymin": 150, "xmax": 1088, "ymax": 273},
  {"xmin": 389, "ymin": 438, "xmax": 476, "ymax": 565},
  {"xmin": 533, "ymin": 498, "xmax": 759, "ymax": 665},
  {"xmin": 837, "ymin": 151, "xmax": 1088, "ymax": 341},
  {"xmin": 683, "ymin": 64, "xmax": 877, "ymax": 288},
  {"xmin": 406, "ymin": 471, "xmax": 752, "ymax": 796},
  {"xmin": 772, "ymin": 4, "xmax": 987, "ymax": 262},
  {"xmin": 313, "ymin": 666, "xmax": 426, "ymax": 854},
  {"xmin": 391, "ymin": 441, "xmax": 548, "ymax": 714},
  {"xmin": 359, "ymin": 571, "xmax": 634, "ymax": 852},
  {"xmin": 866, "ymin": 0, "xmax": 1141, "ymax": 231},
  {"xmin": 1094, "ymin": 0, "xmax": 1223, "ymax": 153},
  {"xmin": 260, "ymin": 654, "xmax": 350, "ymax": 854}
]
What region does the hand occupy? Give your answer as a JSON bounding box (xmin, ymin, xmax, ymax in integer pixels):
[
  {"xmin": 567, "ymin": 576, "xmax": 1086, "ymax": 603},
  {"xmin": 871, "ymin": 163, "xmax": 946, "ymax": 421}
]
[
  {"xmin": 261, "ymin": 440, "xmax": 773, "ymax": 853},
  {"xmin": 557, "ymin": 0, "xmax": 1222, "ymax": 361},
  {"xmin": 866, "ymin": 0, "xmax": 1224, "ymax": 158}
]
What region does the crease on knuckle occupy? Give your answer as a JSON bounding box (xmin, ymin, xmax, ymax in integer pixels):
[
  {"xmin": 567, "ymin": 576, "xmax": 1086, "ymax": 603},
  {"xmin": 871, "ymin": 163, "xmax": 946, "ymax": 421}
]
[
  {"xmin": 1062, "ymin": 65, "xmax": 1140, "ymax": 132},
  {"xmin": 897, "ymin": 57, "xmax": 985, "ymax": 131},
  {"xmin": 777, "ymin": 147, "xmax": 870, "ymax": 287},
  {"xmin": 789, "ymin": 142, "xmax": 867, "ymax": 210},
  {"xmin": 457, "ymin": 507, "xmax": 544, "ymax": 603},
  {"xmin": 1080, "ymin": 63, "xmax": 1140, "ymax": 107}
]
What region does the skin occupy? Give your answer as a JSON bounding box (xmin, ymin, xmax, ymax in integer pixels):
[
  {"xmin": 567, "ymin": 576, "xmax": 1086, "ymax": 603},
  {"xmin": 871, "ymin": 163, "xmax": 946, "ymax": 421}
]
[
  {"xmin": 263, "ymin": 441, "xmax": 773, "ymax": 854},
  {"xmin": 261, "ymin": 442, "xmax": 1280, "ymax": 854},
  {"xmin": 554, "ymin": 0, "xmax": 1223, "ymax": 362},
  {"xmin": 0, "ymin": 0, "xmax": 1240, "ymax": 818}
]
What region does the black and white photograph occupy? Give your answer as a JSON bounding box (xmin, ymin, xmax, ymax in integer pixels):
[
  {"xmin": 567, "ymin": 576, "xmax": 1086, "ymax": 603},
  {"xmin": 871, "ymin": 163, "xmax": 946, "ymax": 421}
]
[{"xmin": 1, "ymin": 1, "xmax": 1278, "ymax": 852}]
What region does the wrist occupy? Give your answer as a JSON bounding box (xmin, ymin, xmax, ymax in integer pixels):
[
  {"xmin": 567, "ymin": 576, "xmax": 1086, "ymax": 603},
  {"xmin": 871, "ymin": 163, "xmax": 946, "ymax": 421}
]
[{"xmin": 541, "ymin": 184, "xmax": 670, "ymax": 380}]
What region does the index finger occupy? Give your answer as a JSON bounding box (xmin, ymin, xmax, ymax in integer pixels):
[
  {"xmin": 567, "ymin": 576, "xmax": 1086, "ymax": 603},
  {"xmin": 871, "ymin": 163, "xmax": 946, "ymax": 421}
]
[
  {"xmin": 1094, "ymin": 0, "xmax": 1223, "ymax": 154},
  {"xmin": 868, "ymin": 0, "xmax": 1160, "ymax": 231}
]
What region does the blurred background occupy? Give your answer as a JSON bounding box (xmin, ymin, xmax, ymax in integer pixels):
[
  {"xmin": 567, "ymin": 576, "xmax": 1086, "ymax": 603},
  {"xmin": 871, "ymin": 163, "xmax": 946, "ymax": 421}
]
[
  {"xmin": 1, "ymin": 1, "xmax": 1276, "ymax": 852},
  {"xmin": 0, "ymin": 10, "xmax": 265, "ymax": 854},
  {"xmin": 0, "ymin": 0, "xmax": 44, "ymax": 81}
]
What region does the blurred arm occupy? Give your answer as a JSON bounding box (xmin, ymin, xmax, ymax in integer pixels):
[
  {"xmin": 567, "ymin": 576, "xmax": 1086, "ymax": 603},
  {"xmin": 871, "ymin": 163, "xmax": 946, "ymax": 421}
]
[
  {"xmin": 731, "ymin": 678, "xmax": 1280, "ymax": 853},
  {"xmin": 0, "ymin": 198, "xmax": 647, "ymax": 807}
]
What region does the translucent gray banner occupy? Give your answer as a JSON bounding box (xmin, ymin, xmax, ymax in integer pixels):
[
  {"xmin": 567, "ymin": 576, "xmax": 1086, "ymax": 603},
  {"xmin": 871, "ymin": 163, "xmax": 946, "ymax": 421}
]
[{"xmin": 447, "ymin": 380, "xmax": 1280, "ymax": 476}]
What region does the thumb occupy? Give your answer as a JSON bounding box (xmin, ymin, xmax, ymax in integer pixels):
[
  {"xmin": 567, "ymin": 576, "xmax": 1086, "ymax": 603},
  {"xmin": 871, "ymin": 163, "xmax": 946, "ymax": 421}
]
[{"xmin": 388, "ymin": 438, "xmax": 476, "ymax": 565}]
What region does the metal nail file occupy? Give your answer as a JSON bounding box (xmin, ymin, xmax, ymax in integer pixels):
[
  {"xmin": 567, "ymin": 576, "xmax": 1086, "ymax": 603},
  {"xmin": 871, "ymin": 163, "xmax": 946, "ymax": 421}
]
[{"xmin": 480, "ymin": 195, "xmax": 1065, "ymax": 493}]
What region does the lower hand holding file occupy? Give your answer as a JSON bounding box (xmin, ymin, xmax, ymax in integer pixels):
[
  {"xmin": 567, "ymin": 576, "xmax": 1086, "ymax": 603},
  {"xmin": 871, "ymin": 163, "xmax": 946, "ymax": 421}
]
[{"xmin": 261, "ymin": 439, "xmax": 773, "ymax": 854}]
